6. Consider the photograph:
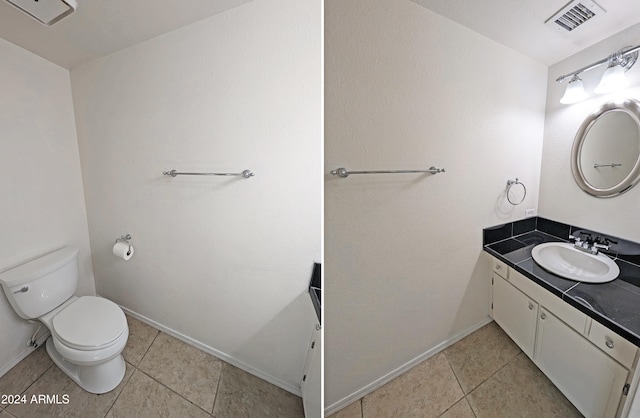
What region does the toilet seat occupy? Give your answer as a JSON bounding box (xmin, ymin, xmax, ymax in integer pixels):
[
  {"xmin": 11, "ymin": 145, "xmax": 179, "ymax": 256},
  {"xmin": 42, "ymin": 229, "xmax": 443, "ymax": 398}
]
[{"xmin": 52, "ymin": 296, "xmax": 127, "ymax": 350}]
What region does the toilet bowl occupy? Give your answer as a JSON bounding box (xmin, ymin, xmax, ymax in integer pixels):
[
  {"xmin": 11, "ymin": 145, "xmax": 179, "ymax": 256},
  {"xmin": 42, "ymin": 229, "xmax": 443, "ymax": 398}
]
[
  {"xmin": 40, "ymin": 295, "xmax": 128, "ymax": 393},
  {"xmin": 0, "ymin": 247, "xmax": 129, "ymax": 394}
]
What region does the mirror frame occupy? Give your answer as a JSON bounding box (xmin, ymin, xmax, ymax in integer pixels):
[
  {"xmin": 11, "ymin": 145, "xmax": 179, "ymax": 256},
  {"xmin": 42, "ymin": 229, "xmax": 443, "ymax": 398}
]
[{"xmin": 571, "ymin": 99, "xmax": 640, "ymax": 198}]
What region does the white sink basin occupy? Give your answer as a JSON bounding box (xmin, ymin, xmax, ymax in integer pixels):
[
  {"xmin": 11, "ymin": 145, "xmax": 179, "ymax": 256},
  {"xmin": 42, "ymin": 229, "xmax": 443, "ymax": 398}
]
[{"xmin": 531, "ymin": 242, "xmax": 619, "ymax": 283}]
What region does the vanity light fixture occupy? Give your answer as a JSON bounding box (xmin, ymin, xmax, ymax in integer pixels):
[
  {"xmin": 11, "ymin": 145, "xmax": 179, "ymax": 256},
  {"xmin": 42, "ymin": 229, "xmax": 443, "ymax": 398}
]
[
  {"xmin": 560, "ymin": 74, "xmax": 588, "ymax": 104},
  {"xmin": 556, "ymin": 45, "xmax": 639, "ymax": 104}
]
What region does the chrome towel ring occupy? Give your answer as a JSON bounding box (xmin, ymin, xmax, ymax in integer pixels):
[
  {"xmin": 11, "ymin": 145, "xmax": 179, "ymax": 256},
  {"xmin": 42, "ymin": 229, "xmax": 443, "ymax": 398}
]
[{"xmin": 506, "ymin": 178, "xmax": 526, "ymax": 205}]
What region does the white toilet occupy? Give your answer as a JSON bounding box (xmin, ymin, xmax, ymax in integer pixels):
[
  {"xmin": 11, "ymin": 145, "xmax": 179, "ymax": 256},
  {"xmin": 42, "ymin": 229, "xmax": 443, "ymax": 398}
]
[{"xmin": 0, "ymin": 247, "xmax": 128, "ymax": 394}]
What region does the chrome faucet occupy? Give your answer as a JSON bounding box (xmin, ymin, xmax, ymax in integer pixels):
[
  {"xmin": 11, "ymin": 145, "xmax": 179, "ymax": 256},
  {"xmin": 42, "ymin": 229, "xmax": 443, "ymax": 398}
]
[{"xmin": 569, "ymin": 234, "xmax": 610, "ymax": 255}]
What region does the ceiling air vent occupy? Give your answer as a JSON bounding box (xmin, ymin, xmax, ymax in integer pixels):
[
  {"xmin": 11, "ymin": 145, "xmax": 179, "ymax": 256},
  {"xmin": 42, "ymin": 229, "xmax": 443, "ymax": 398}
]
[{"xmin": 545, "ymin": 1, "xmax": 606, "ymax": 32}]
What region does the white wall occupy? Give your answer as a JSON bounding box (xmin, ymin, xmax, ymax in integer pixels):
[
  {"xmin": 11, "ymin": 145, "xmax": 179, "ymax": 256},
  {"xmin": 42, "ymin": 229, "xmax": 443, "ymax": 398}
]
[
  {"xmin": 70, "ymin": 0, "xmax": 321, "ymax": 394},
  {"xmin": 0, "ymin": 38, "xmax": 94, "ymax": 374},
  {"xmin": 324, "ymin": 0, "xmax": 547, "ymax": 411},
  {"xmin": 539, "ymin": 22, "xmax": 640, "ymax": 241}
]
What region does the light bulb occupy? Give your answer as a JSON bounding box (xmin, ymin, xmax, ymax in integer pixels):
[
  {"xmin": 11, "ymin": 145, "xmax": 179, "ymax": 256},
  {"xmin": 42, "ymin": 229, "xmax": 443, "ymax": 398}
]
[
  {"xmin": 595, "ymin": 64, "xmax": 629, "ymax": 94},
  {"xmin": 560, "ymin": 75, "xmax": 587, "ymax": 104}
]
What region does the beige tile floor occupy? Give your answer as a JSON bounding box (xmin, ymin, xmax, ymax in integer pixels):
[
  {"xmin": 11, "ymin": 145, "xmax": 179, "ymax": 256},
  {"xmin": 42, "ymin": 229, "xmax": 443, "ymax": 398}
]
[
  {"xmin": 0, "ymin": 315, "xmax": 303, "ymax": 418},
  {"xmin": 329, "ymin": 322, "xmax": 583, "ymax": 418}
]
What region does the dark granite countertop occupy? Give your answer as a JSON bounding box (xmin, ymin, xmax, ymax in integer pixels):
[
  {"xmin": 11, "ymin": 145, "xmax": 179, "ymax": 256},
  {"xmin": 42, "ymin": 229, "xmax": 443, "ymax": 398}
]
[
  {"xmin": 484, "ymin": 218, "xmax": 640, "ymax": 348},
  {"xmin": 310, "ymin": 286, "xmax": 321, "ymax": 323},
  {"xmin": 309, "ymin": 263, "xmax": 321, "ymax": 323}
]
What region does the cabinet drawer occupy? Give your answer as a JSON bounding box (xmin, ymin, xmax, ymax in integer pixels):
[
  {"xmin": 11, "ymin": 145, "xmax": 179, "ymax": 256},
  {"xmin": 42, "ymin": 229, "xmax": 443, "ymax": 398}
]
[
  {"xmin": 509, "ymin": 269, "xmax": 587, "ymax": 335},
  {"xmin": 588, "ymin": 320, "xmax": 637, "ymax": 369},
  {"xmin": 540, "ymin": 293, "xmax": 588, "ymax": 335},
  {"xmin": 492, "ymin": 258, "xmax": 509, "ymax": 279},
  {"xmin": 507, "ymin": 269, "xmax": 543, "ymax": 301}
]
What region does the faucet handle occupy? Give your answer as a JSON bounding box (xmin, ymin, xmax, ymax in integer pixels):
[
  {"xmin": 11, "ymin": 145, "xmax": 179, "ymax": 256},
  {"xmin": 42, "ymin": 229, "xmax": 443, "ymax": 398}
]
[
  {"xmin": 583, "ymin": 233, "xmax": 595, "ymax": 245},
  {"xmin": 593, "ymin": 235, "xmax": 616, "ymax": 250},
  {"xmin": 598, "ymin": 236, "xmax": 618, "ymax": 246},
  {"xmin": 569, "ymin": 234, "xmax": 582, "ymax": 243}
]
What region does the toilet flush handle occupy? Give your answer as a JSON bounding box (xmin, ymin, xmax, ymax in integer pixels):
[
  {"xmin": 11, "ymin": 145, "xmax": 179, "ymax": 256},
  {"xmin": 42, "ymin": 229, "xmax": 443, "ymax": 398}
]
[{"xmin": 13, "ymin": 286, "xmax": 28, "ymax": 294}]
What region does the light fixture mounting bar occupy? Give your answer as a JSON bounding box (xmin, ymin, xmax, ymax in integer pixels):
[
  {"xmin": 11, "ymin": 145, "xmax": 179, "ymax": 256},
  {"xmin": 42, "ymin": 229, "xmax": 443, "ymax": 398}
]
[{"xmin": 556, "ymin": 44, "xmax": 640, "ymax": 82}]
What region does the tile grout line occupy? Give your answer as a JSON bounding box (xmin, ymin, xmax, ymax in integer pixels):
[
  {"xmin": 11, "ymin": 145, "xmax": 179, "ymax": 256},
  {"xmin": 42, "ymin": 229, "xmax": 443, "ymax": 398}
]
[
  {"xmin": 473, "ymin": 349, "xmax": 522, "ymax": 390},
  {"xmin": 102, "ymin": 361, "xmax": 137, "ymax": 418},
  {"xmin": 102, "ymin": 327, "xmax": 181, "ymax": 417},
  {"xmin": 139, "ymin": 328, "xmax": 215, "ymax": 415},
  {"xmin": 137, "ymin": 329, "xmax": 161, "ymax": 367},
  {"xmin": 465, "ymin": 397, "xmax": 479, "ymax": 418},
  {"xmin": 443, "ymin": 338, "xmax": 525, "ymax": 418},
  {"xmin": 458, "ymin": 392, "xmax": 479, "ymax": 418},
  {"xmin": 438, "ymin": 349, "xmax": 475, "ymax": 416},
  {"xmin": 99, "ymin": 323, "xmax": 163, "ymax": 416},
  {"xmin": 441, "ymin": 351, "xmax": 466, "ymax": 397},
  {"xmin": 3, "ymin": 408, "xmax": 18, "ymax": 418},
  {"xmin": 463, "ymin": 349, "xmax": 524, "ymax": 404},
  {"xmin": 7, "ymin": 349, "xmax": 55, "ymax": 407},
  {"xmin": 136, "ymin": 362, "xmax": 214, "ymax": 416},
  {"xmin": 210, "ymin": 362, "xmax": 226, "ymax": 415}
]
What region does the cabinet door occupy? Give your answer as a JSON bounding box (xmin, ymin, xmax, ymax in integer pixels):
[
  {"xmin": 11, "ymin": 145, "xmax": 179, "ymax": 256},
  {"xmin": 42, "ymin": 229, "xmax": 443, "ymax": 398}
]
[
  {"xmin": 535, "ymin": 308, "xmax": 628, "ymax": 418},
  {"xmin": 301, "ymin": 324, "xmax": 321, "ymax": 418},
  {"xmin": 492, "ymin": 273, "xmax": 538, "ymax": 358}
]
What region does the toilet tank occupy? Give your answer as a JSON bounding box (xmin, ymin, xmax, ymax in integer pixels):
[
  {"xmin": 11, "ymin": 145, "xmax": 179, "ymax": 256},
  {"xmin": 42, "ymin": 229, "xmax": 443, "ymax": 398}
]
[{"xmin": 0, "ymin": 247, "xmax": 79, "ymax": 319}]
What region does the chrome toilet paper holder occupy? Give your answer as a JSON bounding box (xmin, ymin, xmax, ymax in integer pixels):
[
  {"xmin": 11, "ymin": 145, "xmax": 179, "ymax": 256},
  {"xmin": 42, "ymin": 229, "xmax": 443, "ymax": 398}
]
[
  {"xmin": 115, "ymin": 234, "xmax": 132, "ymax": 244},
  {"xmin": 115, "ymin": 234, "xmax": 133, "ymax": 255}
]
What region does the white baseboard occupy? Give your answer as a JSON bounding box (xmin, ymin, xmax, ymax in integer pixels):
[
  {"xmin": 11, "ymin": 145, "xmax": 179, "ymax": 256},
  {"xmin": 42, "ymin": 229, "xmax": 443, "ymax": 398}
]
[
  {"xmin": 0, "ymin": 331, "xmax": 51, "ymax": 379},
  {"xmin": 324, "ymin": 317, "xmax": 494, "ymax": 417},
  {"xmin": 117, "ymin": 305, "xmax": 302, "ymax": 397}
]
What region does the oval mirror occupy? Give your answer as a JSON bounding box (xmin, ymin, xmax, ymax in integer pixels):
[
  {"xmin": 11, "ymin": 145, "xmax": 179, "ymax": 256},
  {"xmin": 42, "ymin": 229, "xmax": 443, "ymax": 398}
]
[{"xmin": 571, "ymin": 99, "xmax": 640, "ymax": 197}]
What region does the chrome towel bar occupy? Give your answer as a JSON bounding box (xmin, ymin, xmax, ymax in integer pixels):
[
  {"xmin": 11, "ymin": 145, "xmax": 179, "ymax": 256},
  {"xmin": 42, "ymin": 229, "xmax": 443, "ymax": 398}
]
[
  {"xmin": 163, "ymin": 169, "xmax": 254, "ymax": 179},
  {"xmin": 330, "ymin": 166, "xmax": 445, "ymax": 178}
]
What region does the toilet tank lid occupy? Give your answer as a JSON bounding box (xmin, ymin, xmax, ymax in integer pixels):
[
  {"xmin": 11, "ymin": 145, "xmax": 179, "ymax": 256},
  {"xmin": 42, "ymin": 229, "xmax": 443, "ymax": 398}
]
[{"xmin": 0, "ymin": 247, "xmax": 79, "ymax": 287}]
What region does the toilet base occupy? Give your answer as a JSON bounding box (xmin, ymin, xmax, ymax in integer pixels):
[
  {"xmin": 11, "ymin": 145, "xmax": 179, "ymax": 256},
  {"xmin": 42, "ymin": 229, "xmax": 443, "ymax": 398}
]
[{"xmin": 45, "ymin": 337, "xmax": 126, "ymax": 394}]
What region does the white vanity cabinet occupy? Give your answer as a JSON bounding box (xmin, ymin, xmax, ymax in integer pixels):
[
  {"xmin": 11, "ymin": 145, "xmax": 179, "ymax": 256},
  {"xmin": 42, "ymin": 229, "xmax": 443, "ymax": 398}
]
[
  {"xmin": 492, "ymin": 269, "xmax": 538, "ymax": 358},
  {"xmin": 489, "ymin": 255, "xmax": 638, "ymax": 418}
]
